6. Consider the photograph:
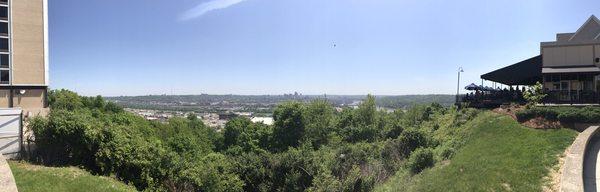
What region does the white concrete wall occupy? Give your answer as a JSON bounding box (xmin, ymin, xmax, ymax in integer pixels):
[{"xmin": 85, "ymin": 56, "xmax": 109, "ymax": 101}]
[{"xmin": 0, "ymin": 109, "xmax": 20, "ymax": 157}]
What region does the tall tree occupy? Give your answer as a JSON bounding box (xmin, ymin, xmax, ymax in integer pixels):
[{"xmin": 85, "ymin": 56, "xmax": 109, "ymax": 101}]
[
  {"xmin": 356, "ymin": 94, "xmax": 377, "ymax": 126},
  {"xmin": 304, "ymin": 99, "xmax": 335, "ymax": 148},
  {"xmin": 272, "ymin": 102, "xmax": 306, "ymax": 151}
]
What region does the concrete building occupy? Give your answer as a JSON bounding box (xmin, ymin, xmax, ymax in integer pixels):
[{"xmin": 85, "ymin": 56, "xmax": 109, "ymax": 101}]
[
  {"xmin": 0, "ymin": 0, "xmax": 49, "ymax": 116},
  {"xmin": 481, "ymin": 15, "xmax": 600, "ymax": 104}
]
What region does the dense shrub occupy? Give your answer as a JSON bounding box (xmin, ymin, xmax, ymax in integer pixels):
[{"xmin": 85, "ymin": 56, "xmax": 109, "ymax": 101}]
[
  {"xmin": 272, "ymin": 102, "xmax": 306, "ymax": 151},
  {"xmin": 515, "ymin": 107, "xmax": 559, "ymax": 122},
  {"xmin": 517, "ymin": 106, "xmax": 600, "ymax": 123},
  {"xmin": 381, "ymin": 129, "xmax": 427, "ymax": 172},
  {"xmin": 30, "ymin": 90, "xmax": 242, "ymax": 191},
  {"xmin": 341, "ymin": 125, "xmax": 379, "ymax": 143},
  {"xmin": 407, "ymin": 148, "xmax": 435, "ymax": 174}
]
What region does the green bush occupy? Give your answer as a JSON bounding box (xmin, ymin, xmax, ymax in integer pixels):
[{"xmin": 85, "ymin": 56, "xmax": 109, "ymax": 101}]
[
  {"xmin": 516, "ymin": 106, "xmax": 600, "ymax": 124},
  {"xmin": 31, "ymin": 90, "xmax": 242, "ymax": 191},
  {"xmin": 407, "ymin": 148, "xmax": 435, "ymax": 174},
  {"xmin": 557, "ymin": 106, "xmax": 600, "ymax": 123},
  {"xmin": 438, "ymin": 145, "xmax": 455, "ymax": 160},
  {"xmin": 515, "ymin": 107, "xmax": 559, "ymax": 122},
  {"xmin": 381, "ymin": 129, "xmax": 427, "ymax": 172}
]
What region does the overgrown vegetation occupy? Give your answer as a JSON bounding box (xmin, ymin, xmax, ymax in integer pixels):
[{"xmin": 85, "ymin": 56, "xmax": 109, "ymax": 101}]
[
  {"xmin": 376, "ymin": 112, "xmax": 577, "ymax": 191},
  {"xmin": 27, "ymin": 90, "xmax": 479, "ymax": 191},
  {"xmin": 516, "ymin": 106, "xmax": 600, "ymax": 123}
]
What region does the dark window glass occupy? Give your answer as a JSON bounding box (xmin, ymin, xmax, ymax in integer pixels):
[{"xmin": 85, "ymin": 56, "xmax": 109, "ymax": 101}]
[
  {"xmin": 0, "ymin": 54, "xmax": 7, "ymax": 68},
  {"xmin": 0, "ymin": 38, "xmax": 8, "ymax": 51},
  {"xmin": 551, "ymin": 74, "xmax": 560, "ymax": 82},
  {"xmin": 0, "ymin": 7, "xmax": 7, "ymax": 20},
  {"xmin": 552, "ymin": 83, "xmax": 560, "ymax": 90},
  {"xmin": 544, "ymin": 74, "xmax": 551, "ymax": 82},
  {"xmin": 0, "ymin": 70, "xmax": 8, "ymax": 84},
  {"xmin": 0, "ymin": 22, "xmax": 7, "ymax": 35},
  {"xmin": 561, "ymin": 74, "xmax": 575, "ymax": 80},
  {"xmin": 0, "ymin": 0, "xmax": 6, "ymax": 5}
]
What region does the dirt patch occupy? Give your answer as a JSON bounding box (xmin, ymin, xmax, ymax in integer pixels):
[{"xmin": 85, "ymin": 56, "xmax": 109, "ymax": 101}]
[
  {"xmin": 502, "ymin": 183, "xmax": 512, "ymax": 191},
  {"xmin": 12, "ymin": 161, "xmax": 42, "ymax": 171},
  {"xmin": 493, "ymin": 105, "xmax": 563, "ymax": 129},
  {"xmin": 492, "ymin": 104, "xmax": 523, "ymax": 120},
  {"xmin": 522, "ymin": 117, "xmax": 562, "ymax": 129},
  {"xmin": 542, "ymin": 145, "xmax": 570, "ymax": 192}
]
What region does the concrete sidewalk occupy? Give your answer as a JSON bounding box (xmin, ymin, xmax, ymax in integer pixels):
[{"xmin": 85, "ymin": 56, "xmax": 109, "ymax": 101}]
[{"xmin": 0, "ymin": 155, "xmax": 17, "ymax": 192}]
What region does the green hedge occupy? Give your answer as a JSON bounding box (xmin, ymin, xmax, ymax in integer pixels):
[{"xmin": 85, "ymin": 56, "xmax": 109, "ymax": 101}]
[
  {"xmin": 515, "ymin": 108, "xmax": 559, "ymax": 122},
  {"xmin": 516, "ymin": 106, "xmax": 600, "ymax": 124}
]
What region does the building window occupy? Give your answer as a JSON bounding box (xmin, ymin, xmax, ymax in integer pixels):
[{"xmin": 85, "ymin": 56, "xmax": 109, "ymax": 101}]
[
  {"xmin": 0, "ymin": 0, "xmax": 6, "ymax": 5},
  {"xmin": 0, "ymin": 38, "xmax": 7, "ymax": 51},
  {"xmin": 551, "ymin": 74, "xmax": 560, "ymax": 82},
  {"xmin": 0, "ymin": 22, "xmax": 7, "ymax": 36},
  {"xmin": 0, "ymin": 7, "xmax": 7, "ymax": 20},
  {"xmin": 552, "ymin": 82, "xmax": 560, "ymax": 90},
  {"xmin": 0, "ymin": 70, "xmax": 8, "ymax": 84},
  {"xmin": 0, "ymin": 54, "xmax": 7, "ymax": 68}
]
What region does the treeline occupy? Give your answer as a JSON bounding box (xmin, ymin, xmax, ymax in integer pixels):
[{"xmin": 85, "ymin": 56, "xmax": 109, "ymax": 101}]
[
  {"xmin": 376, "ymin": 95, "xmax": 455, "ymax": 109},
  {"xmin": 107, "ymin": 94, "xmax": 456, "ymax": 112},
  {"xmin": 28, "ymin": 90, "xmax": 478, "ymax": 191}
]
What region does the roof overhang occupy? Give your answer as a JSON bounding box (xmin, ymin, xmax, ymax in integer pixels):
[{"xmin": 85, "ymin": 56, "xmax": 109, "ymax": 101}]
[
  {"xmin": 481, "ymin": 55, "xmax": 542, "ymax": 86},
  {"xmin": 542, "ymin": 67, "xmax": 600, "ymax": 73}
]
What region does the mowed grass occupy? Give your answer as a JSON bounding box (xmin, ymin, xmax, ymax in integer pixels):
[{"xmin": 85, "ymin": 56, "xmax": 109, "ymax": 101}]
[
  {"xmin": 9, "ymin": 161, "xmax": 136, "ymax": 192},
  {"xmin": 377, "ymin": 111, "xmax": 577, "ymax": 192}
]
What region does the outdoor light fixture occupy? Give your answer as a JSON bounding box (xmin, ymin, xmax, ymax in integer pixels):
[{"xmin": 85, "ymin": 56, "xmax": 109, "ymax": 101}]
[
  {"xmin": 18, "ymin": 90, "xmax": 26, "ymax": 95},
  {"xmin": 456, "ymin": 67, "xmax": 464, "ymax": 104}
]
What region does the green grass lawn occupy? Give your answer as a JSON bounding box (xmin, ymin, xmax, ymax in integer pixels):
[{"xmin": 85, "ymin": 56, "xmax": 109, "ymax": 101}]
[
  {"xmin": 377, "ymin": 111, "xmax": 578, "ymax": 192},
  {"xmin": 9, "ymin": 161, "xmax": 136, "ymax": 192}
]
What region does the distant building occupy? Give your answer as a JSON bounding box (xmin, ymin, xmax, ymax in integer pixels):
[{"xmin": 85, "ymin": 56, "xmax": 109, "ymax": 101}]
[
  {"xmin": 218, "ymin": 113, "xmax": 238, "ymax": 120},
  {"xmin": 481, "ymin": 15, "xmax": 600, "ymax": 104},
  {"xmin": 251, "ymin": 117, "xmax": 274, "ymax": 125},
  {"xmin": 0, "ymin": 0, "xmax": 49, "ymax": 115}
]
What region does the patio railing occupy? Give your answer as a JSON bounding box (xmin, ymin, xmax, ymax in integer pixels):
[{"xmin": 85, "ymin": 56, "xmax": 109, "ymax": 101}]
[{"xmin": 543, "ymin": 90, "xmax": 600, "ymax": 104}]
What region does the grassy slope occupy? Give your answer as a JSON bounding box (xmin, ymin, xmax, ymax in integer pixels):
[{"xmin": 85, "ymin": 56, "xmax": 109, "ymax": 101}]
[
  {"xmin": 9, "ymin": 161, "xmax": 136, "ymax": 192},
  {"xmin": 377, "ymin": 111, "xmax": 577, "ymax": 192}
]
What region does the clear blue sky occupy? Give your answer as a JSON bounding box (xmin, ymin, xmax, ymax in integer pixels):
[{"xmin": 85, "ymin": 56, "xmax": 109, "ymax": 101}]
[{"xmin": 49, "ymin": 0, "xmax": 600, "ymax": 96}]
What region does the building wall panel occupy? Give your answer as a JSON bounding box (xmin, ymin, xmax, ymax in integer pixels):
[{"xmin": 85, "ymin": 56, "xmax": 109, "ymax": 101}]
[
  {"xmin": 0, "ymin": 90, "xmax": 9, "ymax": 108},
  {"xmin": 543, "ymin": 45, "xmax": 595, "ymax": 67},
  {"xmin": 11, "ymin": 0, "xmax": 45, "ymax": 85},
  {"xmin": 595, "ymin": 45, "xmax": 600, "ymax": 65},
  {"xmin": 12, "ymin": 89, "xmax": 44, "ymax": 109}
]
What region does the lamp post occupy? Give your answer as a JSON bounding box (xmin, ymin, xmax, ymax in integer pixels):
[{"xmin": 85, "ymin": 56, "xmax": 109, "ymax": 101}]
[{"xmin": 456, "ymin": 67, "xmax": 464, "ymax": 103}]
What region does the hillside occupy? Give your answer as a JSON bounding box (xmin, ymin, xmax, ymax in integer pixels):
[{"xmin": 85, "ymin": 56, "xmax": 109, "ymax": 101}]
[
  {"xmin": 26, "ymin": 90, "xmax": 575, "ymax": 191},
  {"xmin": 376, "ymin": 111, "xmax": 577, "ymax": 191}
]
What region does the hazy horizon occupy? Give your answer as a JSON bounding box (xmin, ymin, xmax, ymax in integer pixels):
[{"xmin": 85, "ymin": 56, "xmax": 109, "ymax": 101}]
[
  {"xmin": 101, "ymin": 93, "xmax": 456, "ymax": 97},
  {"xmin": 50, "ymin": 0, "xmax": 600, "ymax": 96}
]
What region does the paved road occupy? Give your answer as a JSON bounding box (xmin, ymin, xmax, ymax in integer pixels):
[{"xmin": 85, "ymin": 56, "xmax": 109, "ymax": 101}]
[{"xmin": 584, "ymin": 135, "xmax": 600, "ymax": 192}]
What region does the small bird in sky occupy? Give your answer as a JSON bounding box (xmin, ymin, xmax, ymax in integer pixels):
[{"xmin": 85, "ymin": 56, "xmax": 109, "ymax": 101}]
[{"xmin": 332, "ymin": 42, "xmax": 337, "ymax": 48}]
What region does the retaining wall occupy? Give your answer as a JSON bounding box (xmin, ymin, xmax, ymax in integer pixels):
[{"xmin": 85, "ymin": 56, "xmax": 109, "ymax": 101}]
[{"xmin": 561, "ymin": 126, "xmax": 600, "ymax": 192}]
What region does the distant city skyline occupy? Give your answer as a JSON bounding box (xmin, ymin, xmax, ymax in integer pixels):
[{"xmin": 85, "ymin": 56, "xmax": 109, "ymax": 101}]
[{"xmin": 50, "ymin": 0, "xmax": 600, "ymax": 96}]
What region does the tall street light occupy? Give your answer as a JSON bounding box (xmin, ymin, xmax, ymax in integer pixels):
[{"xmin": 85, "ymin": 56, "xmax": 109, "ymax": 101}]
[{"xmin": 456, "ymin": 67, "xmax": 464, "ymax": 103}]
